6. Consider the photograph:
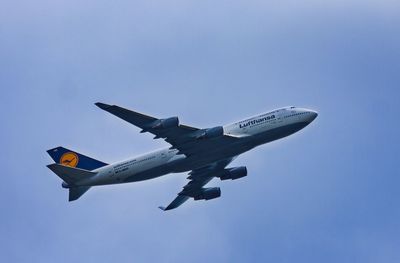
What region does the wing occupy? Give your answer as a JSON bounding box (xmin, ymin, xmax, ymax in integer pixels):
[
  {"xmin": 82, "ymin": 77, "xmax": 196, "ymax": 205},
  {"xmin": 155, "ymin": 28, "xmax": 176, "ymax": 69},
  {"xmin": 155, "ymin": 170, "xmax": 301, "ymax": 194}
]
[
  {"xmin": 159, "ymin": 158, "xmax": 235, "ymax": 211},
  {"xmin": 95, "ymin": 103, "xmax": 238, "ymax": 156}
]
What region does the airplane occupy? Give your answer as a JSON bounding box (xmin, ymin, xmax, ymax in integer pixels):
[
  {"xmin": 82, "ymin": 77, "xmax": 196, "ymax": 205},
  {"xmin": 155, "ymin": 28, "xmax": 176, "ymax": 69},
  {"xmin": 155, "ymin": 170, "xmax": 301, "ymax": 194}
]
[{"xmin": 46, "ymin": 103, "xmax": 318, "ymax": 211}]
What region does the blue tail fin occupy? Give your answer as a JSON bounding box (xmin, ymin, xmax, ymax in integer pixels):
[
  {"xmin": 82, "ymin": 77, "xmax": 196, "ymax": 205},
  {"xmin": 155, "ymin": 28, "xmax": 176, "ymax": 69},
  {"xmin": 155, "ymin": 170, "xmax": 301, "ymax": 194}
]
[{"xmin": 47, "ymin": 146, "xmax": 108, "ymax": 171}]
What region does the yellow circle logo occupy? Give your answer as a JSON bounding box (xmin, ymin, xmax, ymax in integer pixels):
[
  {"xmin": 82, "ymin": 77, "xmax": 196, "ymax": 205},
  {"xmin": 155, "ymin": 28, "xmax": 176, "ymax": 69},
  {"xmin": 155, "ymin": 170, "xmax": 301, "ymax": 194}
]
[{"xmin": 60, "ymin": 152, "xmax": 79, "ymax": 167}]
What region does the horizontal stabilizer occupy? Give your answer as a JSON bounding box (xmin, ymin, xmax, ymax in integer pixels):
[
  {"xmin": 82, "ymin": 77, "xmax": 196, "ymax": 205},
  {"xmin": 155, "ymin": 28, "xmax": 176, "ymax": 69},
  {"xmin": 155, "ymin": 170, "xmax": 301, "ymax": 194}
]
[
  {"xmin": 47, "ymin": 163, "xmax": 97, "ymax": 185},
  {"xmin": 69, "ymin": 186, "xmax": 91, "ymax": 201}
]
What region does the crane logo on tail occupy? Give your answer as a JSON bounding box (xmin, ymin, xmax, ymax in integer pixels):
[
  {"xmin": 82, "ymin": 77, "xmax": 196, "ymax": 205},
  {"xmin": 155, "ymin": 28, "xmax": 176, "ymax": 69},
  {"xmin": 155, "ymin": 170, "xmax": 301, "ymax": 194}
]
[{"xmin": 60, "ymin": 152, "xmax": 79, "ymax": 167}]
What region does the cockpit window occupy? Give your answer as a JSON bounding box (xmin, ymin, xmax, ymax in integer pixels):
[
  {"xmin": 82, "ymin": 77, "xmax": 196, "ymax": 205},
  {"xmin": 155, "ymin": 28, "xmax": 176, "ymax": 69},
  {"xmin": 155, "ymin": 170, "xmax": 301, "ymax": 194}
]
[{"xmin": 290, "ymin": 106, "xmax": 295, "ymax": 109}]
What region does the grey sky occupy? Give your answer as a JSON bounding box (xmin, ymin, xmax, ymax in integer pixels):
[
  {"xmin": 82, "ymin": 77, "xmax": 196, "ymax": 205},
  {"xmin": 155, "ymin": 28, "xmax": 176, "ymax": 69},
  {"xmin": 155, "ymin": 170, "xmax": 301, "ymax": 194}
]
[{"xmin": 1, "ymin": 1, "xmax": 400, "ymax": 262}]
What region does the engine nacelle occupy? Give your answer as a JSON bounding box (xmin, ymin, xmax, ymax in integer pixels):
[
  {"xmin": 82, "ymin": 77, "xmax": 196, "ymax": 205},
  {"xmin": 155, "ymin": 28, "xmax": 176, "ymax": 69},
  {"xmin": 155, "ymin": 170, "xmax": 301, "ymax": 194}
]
[
  {"xmin": 152, "ymin": 117, "xmax": 179, "ymax": 129},
  {"xmin": 196, "ymin": 126, "xmax": 224, "ymax": 140},
  {"xmin": 194, "ymin": 187, "xmax": 221, "ymax": 201},
  {"xmin": 220, "ymin": 166, "xmax": 247, "ymax": 180}
]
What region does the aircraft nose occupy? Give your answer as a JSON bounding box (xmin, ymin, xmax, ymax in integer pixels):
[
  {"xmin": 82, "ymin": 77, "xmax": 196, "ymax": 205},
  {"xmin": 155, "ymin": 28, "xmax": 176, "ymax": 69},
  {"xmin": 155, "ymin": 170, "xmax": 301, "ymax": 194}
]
[{"xmin": 308, "ymin": 110, "xmax": 318, "ymax": 122}]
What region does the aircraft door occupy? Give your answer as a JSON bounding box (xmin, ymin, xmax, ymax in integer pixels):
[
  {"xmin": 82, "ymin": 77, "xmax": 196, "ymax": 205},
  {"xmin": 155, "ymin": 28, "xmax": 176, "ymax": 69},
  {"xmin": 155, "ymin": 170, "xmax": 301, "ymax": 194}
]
[{"xmin": 277, "ymin": 111, "xmax": 283, "ymax": 124}]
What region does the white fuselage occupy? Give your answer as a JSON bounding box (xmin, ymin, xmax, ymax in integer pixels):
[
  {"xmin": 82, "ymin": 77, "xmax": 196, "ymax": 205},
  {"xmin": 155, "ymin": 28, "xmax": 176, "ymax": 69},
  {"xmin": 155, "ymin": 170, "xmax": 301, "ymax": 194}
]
[{"xmin": 78, "ymin": 107, "xmax": 317, "ymax": 187}]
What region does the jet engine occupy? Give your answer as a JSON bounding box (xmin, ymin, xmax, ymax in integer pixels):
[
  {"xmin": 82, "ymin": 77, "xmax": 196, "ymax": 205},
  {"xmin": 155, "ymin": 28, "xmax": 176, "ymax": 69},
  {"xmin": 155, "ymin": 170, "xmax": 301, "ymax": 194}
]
[
  {"xmin": 196, "ymin": 126, "xmax": 224, "ymax": 139},
  {"xmin": 194, "ymin": 187, "xmax": 221, "ymax": 200},
  {"xmin": 152, "ymin": 117, "xmax": 179, "ymax": 129},
  {"xmin": 219, "ymin": 166, "xmax": 247, "ymax": 180}
]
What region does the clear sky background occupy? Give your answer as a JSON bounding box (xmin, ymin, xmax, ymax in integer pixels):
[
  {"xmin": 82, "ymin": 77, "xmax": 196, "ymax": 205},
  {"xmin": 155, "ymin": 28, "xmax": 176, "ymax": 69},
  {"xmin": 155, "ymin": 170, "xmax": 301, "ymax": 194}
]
[{"xmin": 1, "ymin": 0, "xmax": 399, "ymax": 262}]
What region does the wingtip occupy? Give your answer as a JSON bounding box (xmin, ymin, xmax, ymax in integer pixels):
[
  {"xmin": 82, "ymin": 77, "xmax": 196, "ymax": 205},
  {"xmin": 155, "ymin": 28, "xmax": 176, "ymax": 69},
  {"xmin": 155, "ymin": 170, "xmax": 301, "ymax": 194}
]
[
  {"xmin": 158, "ymin": 206, "xmax": 167, "ymax": 211},
  {"xmin": 95, "ymin": 102, "xmax": 111, "ymax": 110},
  {"xmin": 46, "ymin": 163, "xmax": 59, "ymax": 171},
  {"xmin": 47, "ymin": 163, "xmax": 56, "ymax": 168}
]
